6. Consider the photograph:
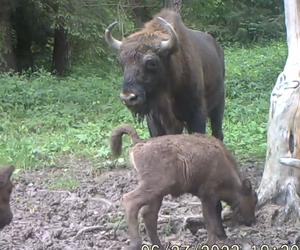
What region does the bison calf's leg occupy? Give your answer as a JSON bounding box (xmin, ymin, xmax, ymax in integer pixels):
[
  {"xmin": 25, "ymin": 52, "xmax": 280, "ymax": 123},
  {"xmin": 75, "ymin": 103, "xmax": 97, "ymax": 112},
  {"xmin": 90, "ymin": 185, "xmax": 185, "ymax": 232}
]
[
  {"xmin": 123, "ymin": 186, "xmax": 148, "ymax": 250},
  {"xmin": 141, "ymin": 197, "xmax": 163, "ymax": 248},
  {"xmin": 201, "ymin": 198, "xmax": 226, "ymax": 244}
]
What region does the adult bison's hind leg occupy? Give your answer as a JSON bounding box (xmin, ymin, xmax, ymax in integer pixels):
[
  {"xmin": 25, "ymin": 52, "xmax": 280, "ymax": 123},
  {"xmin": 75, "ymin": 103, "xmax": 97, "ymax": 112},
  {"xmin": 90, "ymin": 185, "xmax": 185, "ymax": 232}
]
[
  {"xmin": 209, "ymin": 101, "xmax": 224, "ymax": 141},
  {"xmin": 186, "ymin": 107, "xmax": 207, "ymax": 134}
]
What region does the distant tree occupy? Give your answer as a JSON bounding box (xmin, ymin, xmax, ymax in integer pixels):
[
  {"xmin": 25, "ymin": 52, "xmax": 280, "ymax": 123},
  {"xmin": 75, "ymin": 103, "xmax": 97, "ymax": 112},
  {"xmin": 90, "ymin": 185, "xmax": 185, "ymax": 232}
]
[
  {"xmin": 0, "ymin": 0, "xmax": 117, "ymax": 74},
  {"xmin": 52, "ymin": 26, "xmax": 69, "ymax": 76},
  {"xmin": 12, "ymin": 1, "xmax": 34, "ymax": 72},
  {"xmin": 51, "ymin": 1, "xmax": 70, "ymax": 76},
  {"xmin": 0, "ymin": 0, "xmax": 16, "ymax": 71},
  {"xmin": 2, "ymin": 0, "xmax": 52, "ymax": 73},
  {"xmin": 129, "ymin": 0, "xmax": 151, "ymax": 28}
]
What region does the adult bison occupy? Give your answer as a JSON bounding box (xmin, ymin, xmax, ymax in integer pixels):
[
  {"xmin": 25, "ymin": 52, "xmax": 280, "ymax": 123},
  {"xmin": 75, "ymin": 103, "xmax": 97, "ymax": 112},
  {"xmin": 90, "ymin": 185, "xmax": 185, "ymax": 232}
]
[{"xmin": 105, "ymin": 9, "xmax": 225, "ymax": 140}]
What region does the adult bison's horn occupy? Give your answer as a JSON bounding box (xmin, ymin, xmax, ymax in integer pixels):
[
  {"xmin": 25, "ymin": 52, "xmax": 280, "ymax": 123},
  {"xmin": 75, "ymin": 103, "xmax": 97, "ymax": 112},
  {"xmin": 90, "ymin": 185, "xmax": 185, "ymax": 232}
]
[
  {"xmin": 105, "ymin": 21, "xmax": 122, "ymax": 50},
  {"xmin": 157, "ymin": 17, "xmax": 179, "ymax": 54}
]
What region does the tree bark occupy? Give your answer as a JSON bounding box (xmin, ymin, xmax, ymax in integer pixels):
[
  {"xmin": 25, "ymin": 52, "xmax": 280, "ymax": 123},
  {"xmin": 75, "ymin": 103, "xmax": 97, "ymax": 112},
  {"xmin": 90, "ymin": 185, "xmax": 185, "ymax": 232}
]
[
  {"xmin": 257, "ymin": 0, "xmax": 300, "ymax": 223},
  {"xmin": 0, "ymin": 0, "xmax": 16, "ymax": 72},
  {"xmin": 52, "ymin": 25, "xmax": 70, "ymax": 76},
  {"xmin": 13, "ymin": 5, "xmax": 34, "ymax": 72},
  {"xmin": 164, "ymin": 0, "xmax": 182, "ymax": 13},
  {"xmin": 130, "ymin": 0, "xmax": 151, "ymax": 28}
]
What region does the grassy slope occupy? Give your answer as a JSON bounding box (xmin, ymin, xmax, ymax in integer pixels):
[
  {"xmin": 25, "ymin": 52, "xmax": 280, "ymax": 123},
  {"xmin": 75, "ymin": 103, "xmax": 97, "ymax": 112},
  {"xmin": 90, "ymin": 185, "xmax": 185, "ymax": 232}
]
[{"xmin": 0, "ymin": 42, "xmax": 287, "ymax": 169}]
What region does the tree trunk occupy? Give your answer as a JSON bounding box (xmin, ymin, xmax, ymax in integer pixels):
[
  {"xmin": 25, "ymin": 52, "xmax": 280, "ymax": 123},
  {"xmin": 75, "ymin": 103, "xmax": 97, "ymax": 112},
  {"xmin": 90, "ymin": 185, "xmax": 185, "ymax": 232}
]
[
  {"xmin": 257, "ymin": 0, "xmax": 300, "ymax": 223},
  {"xmin": 0, "ymin": 0, "xmax": 16, "ymax": 72},
  {"xmin": 13, "ymin": 5, "xmax": 34, "ymax": 72},
  {"xmin": 164, "ymin": 0, "xmax": 182, "ymax": 13},
  {"xmin": 15, "ymin": 36, "xmax": 33, "ymax": 73},
  {"xmin": 52, "ymin": 25, "xmax": 70, "ymax": 76},
  {"xmin": 130, "ymin": 0, "xmax": 151, "ymax": 28}
]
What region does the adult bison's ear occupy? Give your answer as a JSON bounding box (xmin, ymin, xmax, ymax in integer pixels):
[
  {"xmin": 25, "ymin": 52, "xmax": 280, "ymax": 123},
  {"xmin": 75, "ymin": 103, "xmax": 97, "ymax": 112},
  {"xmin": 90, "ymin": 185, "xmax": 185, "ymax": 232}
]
[
  {"xmin": 105, "ymin": 21, "xmax": 123, "ymax": 50},
  {"xmin": 157, "ymin": 17, "xmax": 179, "ymax": 55},
  {"xmin": 0, "ymin": 166, "xmax": 14, "ymax": 188}
]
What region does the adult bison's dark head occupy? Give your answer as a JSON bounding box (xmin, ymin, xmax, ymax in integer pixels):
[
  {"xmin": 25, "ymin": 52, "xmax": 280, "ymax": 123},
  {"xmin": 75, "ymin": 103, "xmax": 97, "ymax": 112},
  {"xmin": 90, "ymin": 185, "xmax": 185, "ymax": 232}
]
[{"xmin": 105, "ymin": 17, "xmax": 179, "ymax": 119}]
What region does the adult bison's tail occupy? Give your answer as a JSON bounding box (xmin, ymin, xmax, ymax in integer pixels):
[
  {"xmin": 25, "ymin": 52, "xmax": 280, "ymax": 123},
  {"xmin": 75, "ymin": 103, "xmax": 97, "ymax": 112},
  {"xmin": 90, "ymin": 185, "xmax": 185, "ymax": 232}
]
[{"xmin": 110, "ymin": 124, "xmax": 143, "ymax": 157}]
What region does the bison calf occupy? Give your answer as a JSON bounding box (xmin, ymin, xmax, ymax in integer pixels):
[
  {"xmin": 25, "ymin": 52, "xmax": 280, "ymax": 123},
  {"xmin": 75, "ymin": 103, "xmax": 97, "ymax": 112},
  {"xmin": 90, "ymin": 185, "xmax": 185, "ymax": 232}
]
[
  {"xmin": 0, "ymin": 166, "xmax": 14, "ymax": 229},
  {"xmin": 111, "ymin": 125, "xmax": 257, "ymax": 249}
]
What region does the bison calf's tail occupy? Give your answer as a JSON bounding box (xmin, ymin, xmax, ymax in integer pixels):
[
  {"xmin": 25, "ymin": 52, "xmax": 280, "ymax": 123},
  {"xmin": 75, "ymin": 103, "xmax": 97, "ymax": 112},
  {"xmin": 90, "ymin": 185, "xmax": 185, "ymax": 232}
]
[{"xmin": 110, "ymin": 124, "xmax": 142, "ymax": 157}]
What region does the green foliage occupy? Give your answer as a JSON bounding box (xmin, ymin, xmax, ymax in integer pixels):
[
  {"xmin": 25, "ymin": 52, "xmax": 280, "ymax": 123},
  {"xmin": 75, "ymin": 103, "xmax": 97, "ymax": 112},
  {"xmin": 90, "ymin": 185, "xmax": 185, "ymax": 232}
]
[
  {"xmin": 181, "ymin": 0, "xmax": 285, "ymax": 44},
  {"xmin": 224, "ymin": 41, "xmax": 287, "ymax": 157},
  {"xmin": 0, "ymin": 0, "xmax": 285, "ymax": 73},
  {"xmin": 0, "ymin": 63, "xmax": 147, "ymax": 169},
  {"xmin": 0, "ymin": 42, "xmax": 287, "ymax": 169}
]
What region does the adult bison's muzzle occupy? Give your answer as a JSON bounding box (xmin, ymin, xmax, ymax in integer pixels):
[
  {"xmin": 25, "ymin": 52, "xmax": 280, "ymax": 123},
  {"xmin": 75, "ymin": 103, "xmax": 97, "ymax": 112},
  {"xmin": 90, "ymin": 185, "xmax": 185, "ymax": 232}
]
[
  {"xmin": 120, "ymin": 84, "xmax": 147, "ymax": 116},
  {"xmin": 120, "ymin": 92, "xmax": 139, "ymax": 106},
  {"xmin": 120, "ymin": 85, "xmax": 146, "ymax": 107}
]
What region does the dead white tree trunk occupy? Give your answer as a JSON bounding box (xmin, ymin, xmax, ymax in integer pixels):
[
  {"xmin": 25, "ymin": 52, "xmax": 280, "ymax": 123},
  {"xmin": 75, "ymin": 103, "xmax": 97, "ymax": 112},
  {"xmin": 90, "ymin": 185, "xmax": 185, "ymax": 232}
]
[{"xmin": 257, "ymin": 0, "xmax": 300, "ymax": 222}]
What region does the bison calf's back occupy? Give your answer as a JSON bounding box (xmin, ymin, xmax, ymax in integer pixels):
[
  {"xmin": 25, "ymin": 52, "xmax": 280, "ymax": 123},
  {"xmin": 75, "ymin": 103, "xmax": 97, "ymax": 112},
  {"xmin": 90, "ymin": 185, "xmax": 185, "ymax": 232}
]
[
  {"xmin": 0, "ymin": 166, "xmax": 14, "ymax": 229},
  {"xmin": 111, "ymin": 125, "xmax": 257, "ymax": 249}
]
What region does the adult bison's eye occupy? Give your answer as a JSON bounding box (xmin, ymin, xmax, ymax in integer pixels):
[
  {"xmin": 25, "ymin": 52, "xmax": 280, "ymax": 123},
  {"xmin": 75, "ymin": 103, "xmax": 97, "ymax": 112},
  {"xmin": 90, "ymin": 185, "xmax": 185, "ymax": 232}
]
[{"xmin": 144, "ymin": 57, "xmax": 158, "ymax": 72}]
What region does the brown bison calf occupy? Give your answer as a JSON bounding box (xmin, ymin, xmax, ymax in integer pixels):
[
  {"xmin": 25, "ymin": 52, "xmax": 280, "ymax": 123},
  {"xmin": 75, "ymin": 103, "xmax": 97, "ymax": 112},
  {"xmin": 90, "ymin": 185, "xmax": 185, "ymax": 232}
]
[
  {"xmin": 111, "ymin": 125, "xmax": 257, "ymax": 250},
  {"xmin": 0, "ymin": 166, "xmax": 14, "ymax": 229}
]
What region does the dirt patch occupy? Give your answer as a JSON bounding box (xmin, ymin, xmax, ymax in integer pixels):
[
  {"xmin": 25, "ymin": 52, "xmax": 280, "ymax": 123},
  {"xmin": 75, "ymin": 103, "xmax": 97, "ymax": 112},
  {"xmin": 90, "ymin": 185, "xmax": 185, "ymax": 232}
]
[{"xmin": 0, "ymin": 156, "xmax": 299, "ymax": 250}]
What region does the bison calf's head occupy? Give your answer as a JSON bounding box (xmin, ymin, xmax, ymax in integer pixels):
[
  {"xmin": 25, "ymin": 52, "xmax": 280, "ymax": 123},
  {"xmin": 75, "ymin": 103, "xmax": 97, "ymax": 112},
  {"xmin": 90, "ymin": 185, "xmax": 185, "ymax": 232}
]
[
  {"xmin": 0, "ymin": 166, "xmax": 14, "ymax": 229},
  {"xmin": 233, "ymin": 179, "xmax": 257, "ymax": 226}
]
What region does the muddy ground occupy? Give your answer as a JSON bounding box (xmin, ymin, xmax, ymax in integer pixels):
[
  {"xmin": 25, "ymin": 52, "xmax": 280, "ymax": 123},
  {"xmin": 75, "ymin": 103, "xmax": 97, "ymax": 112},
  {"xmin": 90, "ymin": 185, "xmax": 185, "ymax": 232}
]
[{"xmin": 0, "ymin": 156, "xmax": 299, "ymax": 250}]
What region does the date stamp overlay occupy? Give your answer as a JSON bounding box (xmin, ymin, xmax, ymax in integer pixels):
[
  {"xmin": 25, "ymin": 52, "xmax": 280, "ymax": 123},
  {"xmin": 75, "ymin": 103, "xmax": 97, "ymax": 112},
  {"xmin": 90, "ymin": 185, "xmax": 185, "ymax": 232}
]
[{"xmin": 140, "ymin": 243, "xmax": 300, "ymax": 250}]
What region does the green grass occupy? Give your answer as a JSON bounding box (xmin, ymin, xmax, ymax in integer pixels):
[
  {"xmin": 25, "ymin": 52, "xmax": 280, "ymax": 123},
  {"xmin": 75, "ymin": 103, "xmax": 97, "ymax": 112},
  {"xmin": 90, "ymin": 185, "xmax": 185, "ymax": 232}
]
[
  {"xmin": 0, "ymin": 41, "xmax": 287, "ymax": 169},
  {"xmin": 224, "ymin": 41, "xmax": 287, "ymax": 158}
]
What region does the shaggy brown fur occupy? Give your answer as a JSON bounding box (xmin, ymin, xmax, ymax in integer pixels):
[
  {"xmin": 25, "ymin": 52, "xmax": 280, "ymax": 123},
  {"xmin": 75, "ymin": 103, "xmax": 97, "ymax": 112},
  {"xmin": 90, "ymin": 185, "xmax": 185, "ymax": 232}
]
[
  {"xmin": 0, "ymin": 165, "xmax": 14, "ymax": 229},
  {"xmin": 107, "ymin": 9, "xmax": 225, "ymax": 139},
  {"xmin": 111, "ymin": 125, "xmax": 257, "ymax": 250}
]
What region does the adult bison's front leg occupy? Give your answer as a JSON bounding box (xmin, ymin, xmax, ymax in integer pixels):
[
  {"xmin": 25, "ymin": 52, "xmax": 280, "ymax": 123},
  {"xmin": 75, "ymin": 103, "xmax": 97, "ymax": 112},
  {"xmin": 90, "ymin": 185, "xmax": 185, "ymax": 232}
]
[
  {"xmin": 146, "ymin": 114, "xmax": 166, "ymax": 137},
  {"xmin": 146, "ymin": 112, "xmax": 183, "ymax": 137}
]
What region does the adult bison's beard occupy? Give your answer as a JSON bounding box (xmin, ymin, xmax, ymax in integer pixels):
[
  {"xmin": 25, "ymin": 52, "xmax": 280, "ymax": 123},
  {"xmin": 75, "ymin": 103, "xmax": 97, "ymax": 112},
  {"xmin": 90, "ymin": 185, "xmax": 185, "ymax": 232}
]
[
  {"xmin": 129, "ymin": 102, "xmax": 151, "ymax": 123},
  {"xmin": 129, "ymin": 94, "xmax": 162, "ymax": 124}
]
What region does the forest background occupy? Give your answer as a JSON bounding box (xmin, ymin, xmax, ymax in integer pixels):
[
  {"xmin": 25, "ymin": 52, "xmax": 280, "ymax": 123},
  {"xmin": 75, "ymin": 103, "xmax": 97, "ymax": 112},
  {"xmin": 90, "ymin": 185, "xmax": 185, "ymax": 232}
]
[{"xmin": 0, "ymin": 0, "xmax": 287, "ymax": 169}]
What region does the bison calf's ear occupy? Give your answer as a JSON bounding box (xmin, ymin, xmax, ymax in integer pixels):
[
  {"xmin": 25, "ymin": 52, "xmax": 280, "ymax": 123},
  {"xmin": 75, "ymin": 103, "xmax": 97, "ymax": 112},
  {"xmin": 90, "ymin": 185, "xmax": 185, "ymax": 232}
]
[
  {"xmin": 0, "ymin": 166, "xmax": 15, "ymax": 187},
  {"xmin": 242, "ymin": 179, "xmax": 252, "ymax": 195}
]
